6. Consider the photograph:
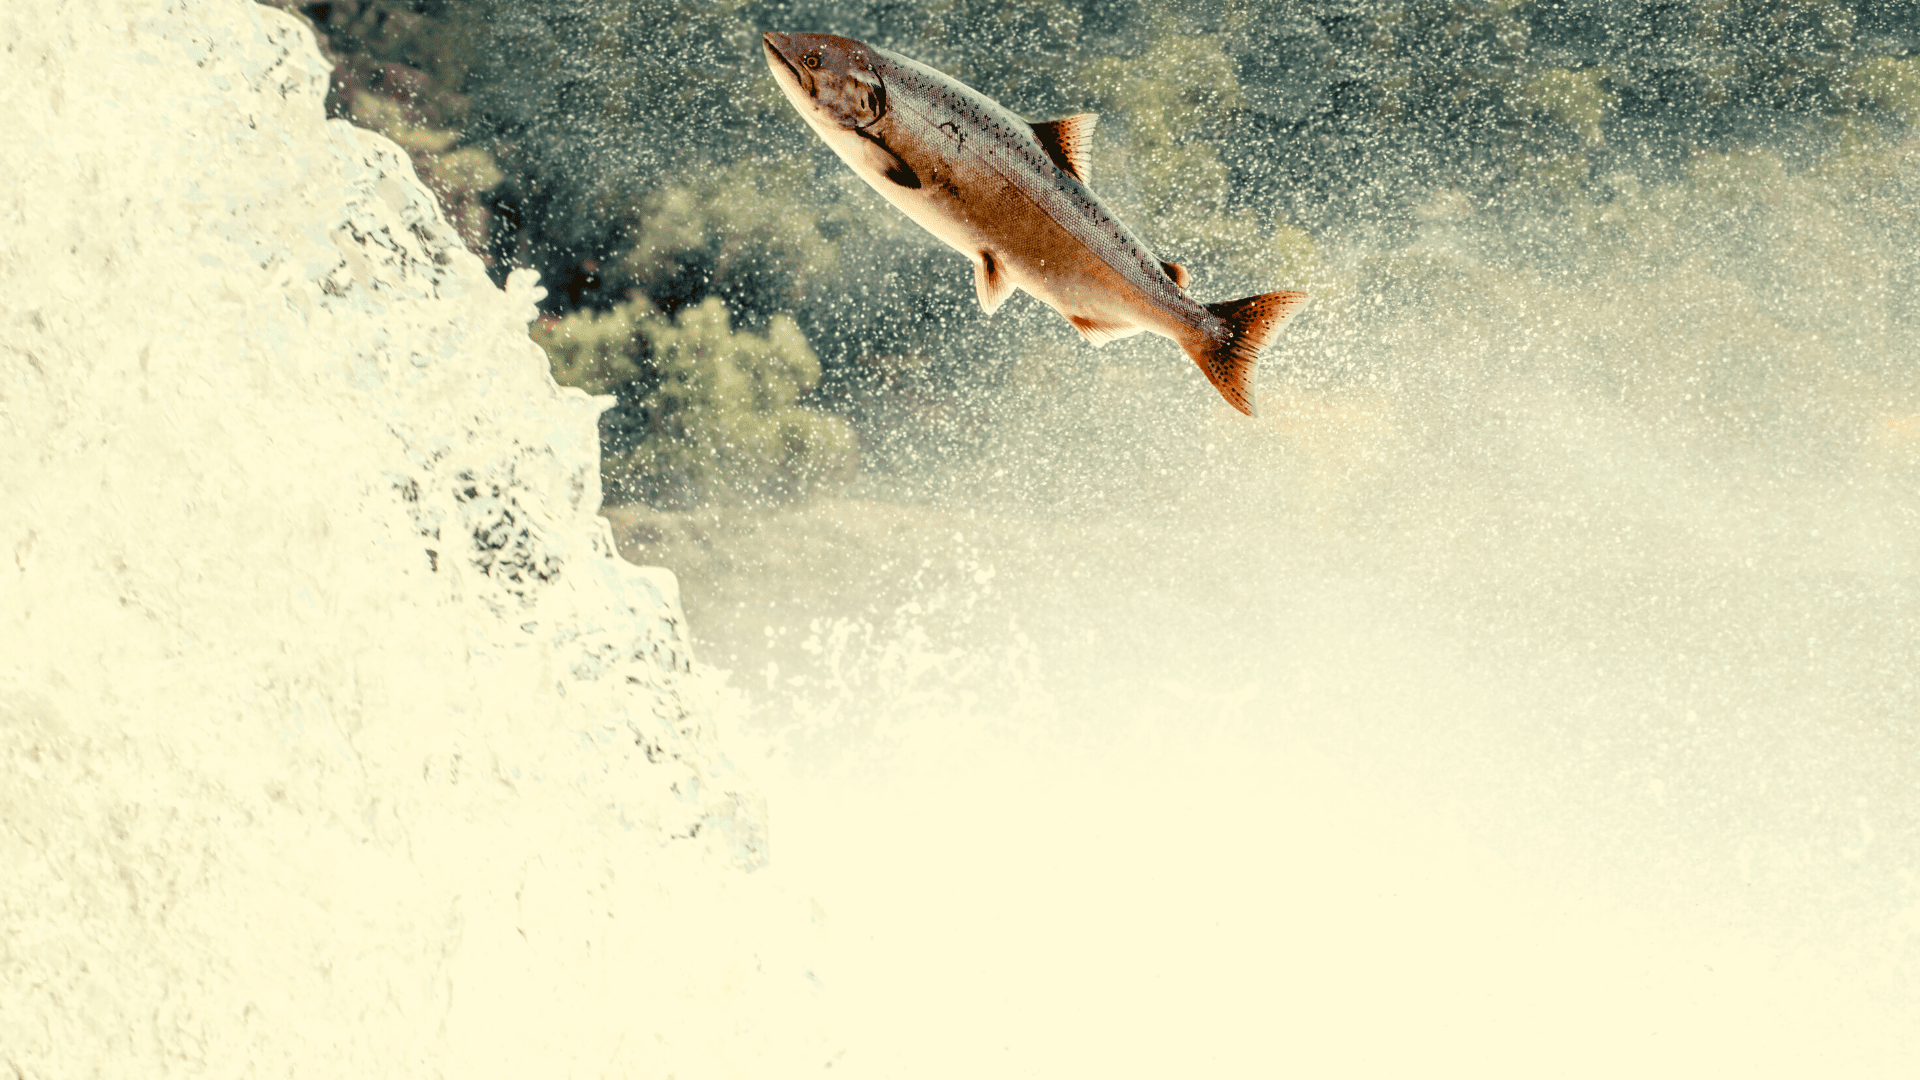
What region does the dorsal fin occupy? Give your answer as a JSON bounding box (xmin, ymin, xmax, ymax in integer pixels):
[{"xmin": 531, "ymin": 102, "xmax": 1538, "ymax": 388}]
[
  {"xmin": 1160, "ymin": 260, "xmax": 1191, "ymax": 290},
  {"xmin": 1029, "ymin": 113, "xmax": 1098, "ymax": 185}
]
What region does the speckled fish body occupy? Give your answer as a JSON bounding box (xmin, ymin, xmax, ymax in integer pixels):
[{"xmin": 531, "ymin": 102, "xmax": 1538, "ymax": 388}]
[{"xmin": 762, "ymin": 31, "xmax": 1305, "ymax": 415}]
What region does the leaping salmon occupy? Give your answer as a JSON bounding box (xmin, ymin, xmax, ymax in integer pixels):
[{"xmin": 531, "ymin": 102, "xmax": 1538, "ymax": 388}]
[{"xmin": 762, "ymin": 31, "xmax": 1306, "ymax": 416}]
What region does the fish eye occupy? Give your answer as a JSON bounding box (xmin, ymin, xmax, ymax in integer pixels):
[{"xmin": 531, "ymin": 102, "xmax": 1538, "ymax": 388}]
[{"xmin": 803, "ymin": 55, "xmax": 819, "ymax": 69}]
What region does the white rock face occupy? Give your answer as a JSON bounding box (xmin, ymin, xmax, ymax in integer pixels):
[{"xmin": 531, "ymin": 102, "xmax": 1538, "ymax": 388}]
[{"xmin": 0, "ymin": 2, "xmax": 817, "ymax": 1074}]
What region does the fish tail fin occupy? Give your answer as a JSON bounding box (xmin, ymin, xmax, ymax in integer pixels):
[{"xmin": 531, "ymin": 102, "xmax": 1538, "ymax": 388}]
[{"xmin": 1190, "ymin": 290, "xmax": 1308, "ymax": 416}]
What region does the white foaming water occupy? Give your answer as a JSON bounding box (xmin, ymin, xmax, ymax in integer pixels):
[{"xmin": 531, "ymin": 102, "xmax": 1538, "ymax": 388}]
[
  {"xmin": 718, "ymin": 560, "xmax": 1911, "ymax": 1074},
  {"xmin": 723, "ymin": 454, "xmax": 1918, "ymax": 1075},
  {"xmin": 696, "ymin": 163, "xmax": 1920, "ymax": 1075},
  {"xmin": 2, "ymin": 4, "xmax": 830, "ymax": 1075}
]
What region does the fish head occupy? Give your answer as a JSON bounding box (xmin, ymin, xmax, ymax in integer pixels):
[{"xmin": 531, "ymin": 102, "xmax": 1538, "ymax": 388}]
[{"xmin": 762, "ymin": 32, "xmax": 887, "ymax": 130}]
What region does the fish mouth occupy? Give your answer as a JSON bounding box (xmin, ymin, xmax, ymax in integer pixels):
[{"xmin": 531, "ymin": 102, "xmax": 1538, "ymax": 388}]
[{"xmin": 761, "ymin": 32, "xmax": 804, "ymax": 87}]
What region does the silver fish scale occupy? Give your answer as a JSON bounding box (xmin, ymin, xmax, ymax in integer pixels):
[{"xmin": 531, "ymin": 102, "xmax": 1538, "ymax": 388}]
[{"xmin": 870, "ymin": 46, "xmax": 1203, "ymax": 327}]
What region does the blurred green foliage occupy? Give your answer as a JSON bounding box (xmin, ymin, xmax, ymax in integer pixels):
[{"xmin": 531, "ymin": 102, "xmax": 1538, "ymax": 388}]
[
  {"xmin": 274, "ymin": 0, "xmax": 1920, "ymax": 505},
  {"xmin": 532, "ymin": 296, "xmax": 859, "ymax": 507}
]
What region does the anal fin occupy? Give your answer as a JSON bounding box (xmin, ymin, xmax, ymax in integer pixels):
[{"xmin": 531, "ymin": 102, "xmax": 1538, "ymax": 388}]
[
  {"xmin": 974, "ymin": 250, "xmax": 1016, "ymax": 315},
  {"xmin": 1066, "ymin": 313, "xmax": 1139, "ymax": 347}
]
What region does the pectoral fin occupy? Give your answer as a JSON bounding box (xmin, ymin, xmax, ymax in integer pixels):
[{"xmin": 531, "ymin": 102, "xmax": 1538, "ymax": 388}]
[
  {"xmin": 854, "ymin": 129, "xmax": 920, "ymax": 188},
  {"xmin": 1029, "ymin": 113, "xmax": 1098, "ymax": 185},
  {"xmin": 974, "ymin": 250, "xmax": 1016, "ymax": 314}
]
